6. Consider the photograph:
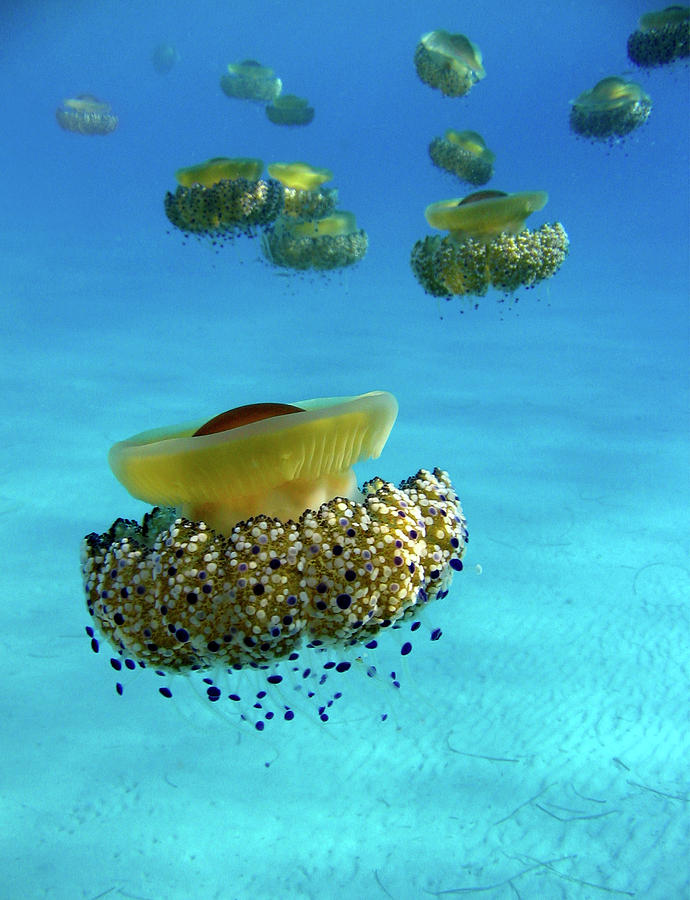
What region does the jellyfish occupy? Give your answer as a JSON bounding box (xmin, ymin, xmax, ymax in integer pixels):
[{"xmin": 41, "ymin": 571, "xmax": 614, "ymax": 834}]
[
  {"xmin": 429, "ymin": 129, "xmax": 495, "ymax": 186},
  {"xmin": 81, "ymin": 392, "xmax": 468, "ymax": 729},
  {"xmin": 151, "ymin": 43, "xmax": 180, "ymax": 74},
  {"xmin": 414, "ymin": 30, "xmax": 485, "ymax": 98},
  {"xmin": 164, "ymin": 158, "xmax": 284, "ymax": 243},
  {"xmin": 267, "ymin": 162, "xmax": 337, "ymax": 219},
  {"xmin": 55, "ymin": 94, "xmax": 118, "ymax": 135},
  {"xmin": 266, "ymin": 94, "xmax": 315, "ymax": 126},
  {"xmin": 628, "ymin": 6, "xmax": 689, "ymax": 67},
  {"xmin": 410, "ymin": 190, "xmax": 569, "ymax": 300},
  {"xmin": 262, "ymin": 211, "xmax": 368, "ymax": 271},
  {"xmin": 220, "ymin": 60, "xmax": 282, "ymax": 102},
  {"xmin": 569, "ymin": 77, "xmax": 652, "ymax": 143}
]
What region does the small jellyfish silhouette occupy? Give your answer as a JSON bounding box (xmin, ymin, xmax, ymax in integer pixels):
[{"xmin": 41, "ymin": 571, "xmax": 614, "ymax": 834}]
[
  {"xmin": 55, "ymin": 94, "xmax": 118, "ymax": 135},
  {"xmin": 627, "ymin": 6, "xmax": 689, "ymax": 67},
  {"xmin": 411, "ymin": 190, "xmax": 569, "ymax": 300},
  {"xmin": 220, "ymin": 60, "xmax": 282, "ymax": 102},
  {"xmin": 164, "ymin": 157, "xmax": 284, "ymax": 243},
  {"xmin": 414, "ymin": 30, "xmax": 485, "ymax": 98},
  {"xmin": 263, "ymin": 211, "xmax": 368, "ymax": 271},
  {"xmin": 266, "ymin": 94, "xmax": 315, "ymax": 126},
  {"xmin": 429, "ymin": 129, "xmax": 495, "ymax": 186},
  {"xmin": 267, "ymin": 162, "xmax": 337, "ymax": 219},
  {"xmin": 80, "ymin": 392, "xmax": 468, "ymax": 730},
  {"xmin": 569, "ymin": 76, "xmax": 652, "ymax": 143},
  {"xmin": 151, "ymin": 43, "xmax": 180, "ymax": 74}
]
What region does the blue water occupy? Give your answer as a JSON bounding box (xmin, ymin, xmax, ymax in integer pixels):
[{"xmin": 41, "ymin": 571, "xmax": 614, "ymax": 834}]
[{"xmin": 1, "ymin": 1, "xmax": 689, "ymax": 898}]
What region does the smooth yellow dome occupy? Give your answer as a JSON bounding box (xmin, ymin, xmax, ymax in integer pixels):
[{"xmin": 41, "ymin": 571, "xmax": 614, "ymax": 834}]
[
  {"xmin": 425, "ymin": 190, "xmax": 548, "ymax": 240},
  {"xmin": 267, "ymin": 162, "xmax": 333, "ymax": 191},
  {"xmin": 572, "ymin": 77, "xmax": 649, "ymax": 111},
  {"xmin": 108, "ymin": 392, "xmax": 398, "ymax": 533},
  {"xmin": 420, "ymin": 30, "xmax": 485, "ymax": 79},
  {"xmin": 175, "ymin": 157, "xmax": 264, "ymax": 188}
]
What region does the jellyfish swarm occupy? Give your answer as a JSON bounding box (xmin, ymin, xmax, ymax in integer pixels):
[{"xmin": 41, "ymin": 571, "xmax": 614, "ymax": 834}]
[
  {"xmin": 569, "ymin": 77, "xmax": 652, "ymax": 143},
  {"xmin": 628, "ymin": 6, "xmax": 690, "ymax": 67},
  {"xmin": 414, "ymin": 30, "xmax": 485, "ymax": 98},
  {"xmin": 55, "ymin": 94, "xmax": 118, "ymax": 135},
  {"xmin": 164, "ymin": 157, "xmax": 284, "ymax": 246},
  {"xmin": 81, "ymin": 395, "xmax": 468, "ymax": 730},
  {"xmin": 429, "ymin": 130, "xmax": 495, "ymax": 186},
  {"xmin": 411, "ymin": 190, "xmax": 569, "ymax": 301}
]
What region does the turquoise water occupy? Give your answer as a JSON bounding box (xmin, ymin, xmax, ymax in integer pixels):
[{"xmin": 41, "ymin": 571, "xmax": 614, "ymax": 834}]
[{"xmin": 1, "ymin": 1, "xmax": 689, "ymax": 898}]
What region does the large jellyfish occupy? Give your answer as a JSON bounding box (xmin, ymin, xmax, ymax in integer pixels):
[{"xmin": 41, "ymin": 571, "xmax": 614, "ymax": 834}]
[
  {"xmin": 81, "ymin": 392, "xmax": 468, "ymax": 729},
  {"xmin": 164, "ymin": 157, "xmax": 284, "ymax": 243},
  {"xmin": 429, "ymin": 129, "xmax": 495, "ymax": 186},
  {"xmin": 411, "ymin": 190, "xmax": 569, "ymax": 300},
  {"xmin": 262, "ymin": 211, "xmax": 368, "ymax": 271},
  {"xmin": 55, "ymin": 94, "xmax": 118, "ymax": 135},
  {"xmin": 266, "ymin": 94, "xmax": 315, "ymax": 126},
  {"xmin": 220, "ymin": 60, "xmax": 282, "ymax": 102},
  {"xmin": 627, "ymin": 6, "xmax": 690, "ymax": 67},
  {"xmin": 569, "ymin": 77, "xmax": 652, "ymax": 143},
  {"xmin": 414, "ymin": 30, "xmax": 485, "ymax": 98},
  {"xmin": 267, "ymin": 162, "xmax": 337, "ymax": 219}
]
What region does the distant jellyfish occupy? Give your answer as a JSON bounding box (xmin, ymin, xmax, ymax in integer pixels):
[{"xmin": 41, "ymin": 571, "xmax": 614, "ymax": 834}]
[
  {"xmin": 267, "ymin": 162, "xmax": 337, "ymax": 219},
  {"xmin": 628, "ymin": 6, "xmax": 690, "ymax": 67},
  {"xmin": 414, "ymin": 30, "xmax": 485, "ymax": 98},
  {"xmin": 411, "ymin": 190, "xmax": 569, "ymax": 300},
  {"xmin": 220, "ymin": 60, "xmax": 282, "ymax": 102},
  {"xmin": 80, "ymin": 391, "xmax": 468, "ymax": 729},
  {"xmin": 55, "ymin": 94, "xmax": 118, "ymax": 135},
  {"xmin": 429, "ymin": 129, "xmax": 495, "ymax": 186},
  {"xmin": 263, "ymin": 211, "xmax": 368, "ymax": 271},
  {"xmin": 569, "ymin": 76, "xmax": 652, "ymax": 143},
  {"xmin": 266, "ymin": 94, "xmax": 315, "ymax": 126},
  {"xmin": 151, "ymin": 43, "xmax": 180, "ymax": 74},
  {"xmin": 164, "ymin": 157, "xmax": 284, "ymax": 244}
]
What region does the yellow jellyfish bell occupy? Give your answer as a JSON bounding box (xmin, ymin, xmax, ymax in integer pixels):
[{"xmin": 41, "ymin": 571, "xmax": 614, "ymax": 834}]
[
  {"xmin": 422, "ymin": 30, "xmax": 485, "ymax": 77},
  {"xmin": 63, "ymin": 94, "xmax": 110, "ymax": 113},
  {"xmin": 267, "ymin": 162, "xmax": 333, "ymax": 191},
  {"xmin": 107, "ymin": 392, "xmax": 398, "ymax": 535},
  {"xmin": 175, "ymin": 157, "xmax": 264, "ymax": 188},
  {"xmin": 639, "ymin": 5, "xmax": 690, "ymax": 31},
  {"xmin": 574, "ymin": 76, "xmax": 647, "ymax": 110},
  {"xmin": 288, "ymin": 211, "xmax": 358, "ymax": 238},
  {"xmin": 425, "ymin": 190, "xmax": 548, "ymax": 241},
  {"xmin": 445, "ymin": 130, "xmax": 492, "ymax": 158}
]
